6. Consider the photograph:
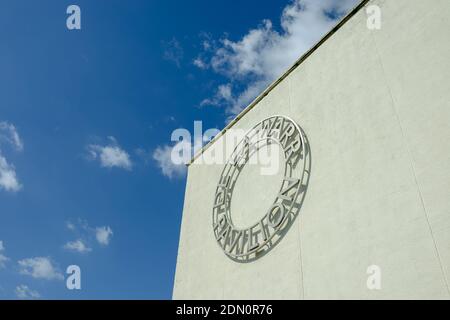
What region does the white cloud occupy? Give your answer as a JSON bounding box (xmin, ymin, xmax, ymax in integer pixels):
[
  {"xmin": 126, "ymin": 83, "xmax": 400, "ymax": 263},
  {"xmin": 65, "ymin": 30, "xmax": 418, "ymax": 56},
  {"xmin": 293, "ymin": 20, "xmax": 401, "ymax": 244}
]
[
  {"xmin": 0, "ymin": 122, "xmax": 24, "ymax": 151},
  {"xmin": 0, "ymin": 253, "xmax": 6, "ymax": 269},
  {"xmin": 15, "ymin": 285, "xmax": 40, "ymax": 299},
  {"xmin": 200, "ymin": 84, "xmax": 234, "ymax": 108},
  {"xmin": 0, "ymin": 241, "xmax": 9, "ymax": 269},
  {"xmin": 18, "ymin": 257, "xmax": 64, "ymax": 281},
  {"xmin": 63, "ymin": 239, "xmax": 92, "ymax": 254},
  {"xmin": 0, "ymin": 155, "xmax": 22, "ymax": 192},
  {"xmin": 0, "ymin": 121, "xmax": 23, "ymax": 192},
  {"xmin": 152, "ymin": 141, "xmax": 190, "ymax": 179},
  {"xmin": 162, "ymin": 38, "xmax": 184, "ymax": 67},
  {"xmin": 64, "ymin": 220, "xmax": 114, "ymax": 252},
  {"xmin": 193, "ymin": 57, "xmax": 208, "ymax": 69},
  {"xmin": 202, "ymin": 39, "xmax": 212, "ymax": 51},
  {"xmin": 15, "ymin": 285, "xmax": 40, "ymax": 300},
  {"xmin": 66, "ymin": 221, "xmax": 76, "ymax": 231},
  {"xmin": 87, "ymin": 137, "xmax": 132, "ymax": 170},
  {"xmin": 199, "ymin": 0, "xmax": 359, "ymax": 116},
  {"xmin": 95, "ymin": 226, "xmax": 113, "ymax": 246}
]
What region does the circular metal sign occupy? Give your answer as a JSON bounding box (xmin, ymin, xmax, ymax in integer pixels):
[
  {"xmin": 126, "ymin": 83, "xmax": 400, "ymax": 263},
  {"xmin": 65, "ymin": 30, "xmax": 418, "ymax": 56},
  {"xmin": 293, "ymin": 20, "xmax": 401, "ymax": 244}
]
[{"xmin": 212, "ymin": 115, "xmax": 308, "ymax": 261}]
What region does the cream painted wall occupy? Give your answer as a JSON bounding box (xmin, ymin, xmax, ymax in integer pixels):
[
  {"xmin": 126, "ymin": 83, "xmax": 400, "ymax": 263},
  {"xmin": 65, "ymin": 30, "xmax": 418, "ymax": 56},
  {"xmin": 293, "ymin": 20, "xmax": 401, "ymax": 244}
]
[{"xmin": 173, "ymin": 0, "xmax": 450, "ymax": 299}]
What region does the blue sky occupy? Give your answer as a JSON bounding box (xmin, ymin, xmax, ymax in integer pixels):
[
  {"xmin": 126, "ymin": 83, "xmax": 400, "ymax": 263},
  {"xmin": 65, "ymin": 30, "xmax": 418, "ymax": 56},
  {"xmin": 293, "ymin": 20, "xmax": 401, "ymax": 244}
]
[{"xmin": 0, "ymin": 0, "xmax": 358, "ymax": 299}]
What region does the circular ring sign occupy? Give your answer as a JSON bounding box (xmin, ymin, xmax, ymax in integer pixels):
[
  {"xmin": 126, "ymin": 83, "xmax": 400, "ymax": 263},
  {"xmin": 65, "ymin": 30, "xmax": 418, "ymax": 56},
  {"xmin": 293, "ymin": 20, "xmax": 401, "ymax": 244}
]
[{"xmin": 212, "ymin": 115, "xmax": 308, "ymax": 260}]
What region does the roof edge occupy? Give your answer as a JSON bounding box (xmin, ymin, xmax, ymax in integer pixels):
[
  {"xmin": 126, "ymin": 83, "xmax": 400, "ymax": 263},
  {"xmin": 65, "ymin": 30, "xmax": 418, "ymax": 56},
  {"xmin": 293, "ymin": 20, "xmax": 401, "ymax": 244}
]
[{"xmin": 188, "ymin": 0, "xmax": 370, "ymax": 166}]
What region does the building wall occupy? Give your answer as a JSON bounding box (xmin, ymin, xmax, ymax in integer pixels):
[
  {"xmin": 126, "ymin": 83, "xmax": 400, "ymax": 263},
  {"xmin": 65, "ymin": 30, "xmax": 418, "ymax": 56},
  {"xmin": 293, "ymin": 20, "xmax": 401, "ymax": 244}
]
[{"xmin": 173, "ymin": 0, "xmax": 450, "ymax": 299}]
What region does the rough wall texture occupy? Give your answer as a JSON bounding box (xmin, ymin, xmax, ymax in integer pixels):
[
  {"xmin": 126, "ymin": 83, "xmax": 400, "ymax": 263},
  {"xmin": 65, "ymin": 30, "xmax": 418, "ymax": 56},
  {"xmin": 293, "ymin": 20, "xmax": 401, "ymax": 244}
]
[{"xmin": 173, "ymin": 0, "xmax": 450, "ymax": 299}]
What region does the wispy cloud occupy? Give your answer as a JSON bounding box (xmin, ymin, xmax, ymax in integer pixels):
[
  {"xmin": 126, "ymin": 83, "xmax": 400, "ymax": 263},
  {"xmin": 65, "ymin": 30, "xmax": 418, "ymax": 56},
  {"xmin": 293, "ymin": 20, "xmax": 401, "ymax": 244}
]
[
  {"xmin": 162, "ymin": 38, "xmax": 184, "ymax": 68},
  {"xmin": 66, "ymin": 221, "xmax": 76, "ymax": 231},
  {"xmin": 152, "ymin": 141, "xmax": 190, "ymax": 179},
  {"xmin": 95, "ymin": 226, "xmax": 113, "ymax": 246},
  {"xmin": 195, "ymin": 0, "xmax": 359, "ymax": 117},
  {"xmin": 87, "ymin": 136, "xmax": 132, "ymax": 170},
  {"xmin": 200, "ymin": 83, "xmax": 234, "ymax": 108},
  {"xmin": 0, "ymin": 155, "xmax": 22, "ymax": 192},
  {"xmin": 193, "ymin": 57, "xmax": 208, "ymax": 69},
  {"xmin": 18, "ymin": 257, "xmax": 64, "ymax": 281},
  {"xmin": 15, "ymin": 285, "xmax": 41, "ymax": 300},
  {"xmin": 0, "ymin": 121, "xmax": 23, "ymax": 192},
  {"xmin": 0, "ymin": 241, "xmax": 9, "ymax": 269},
  {"xmin": 0, "ymin": 122, "xmax": 23, "ymax": 151},
  {"xmin": 64, "ymin": 219, "xmax": 114, "ymax": 251},
  {"xmin": 63, "ymin": 239, "xmax": 92, "ymax": 254}
]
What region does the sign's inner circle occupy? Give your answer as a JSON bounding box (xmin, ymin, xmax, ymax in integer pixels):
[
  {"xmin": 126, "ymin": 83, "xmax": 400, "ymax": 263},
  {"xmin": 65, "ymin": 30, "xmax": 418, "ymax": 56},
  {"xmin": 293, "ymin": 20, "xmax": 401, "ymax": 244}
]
[{"xmin": 229, "ymin": 141, "xmax": 285, "ymax": 230}]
